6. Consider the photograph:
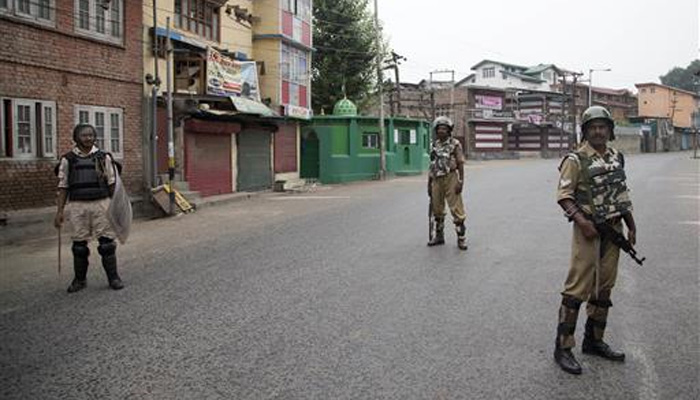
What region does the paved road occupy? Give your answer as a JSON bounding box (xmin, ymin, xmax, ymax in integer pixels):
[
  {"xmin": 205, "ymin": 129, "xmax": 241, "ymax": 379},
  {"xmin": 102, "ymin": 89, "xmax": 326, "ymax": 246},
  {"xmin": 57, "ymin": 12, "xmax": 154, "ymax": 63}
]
[{"xmin": 1, "ymin": 152, "xmax": 698, "ymax": 399}]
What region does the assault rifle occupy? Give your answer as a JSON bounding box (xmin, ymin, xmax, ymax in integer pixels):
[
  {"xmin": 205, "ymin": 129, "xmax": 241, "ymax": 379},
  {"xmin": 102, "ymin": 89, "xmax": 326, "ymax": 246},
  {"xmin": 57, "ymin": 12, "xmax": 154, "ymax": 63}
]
[{"xmin": 596, "ymin": 221, "xmax": 646, "ymax": 266}]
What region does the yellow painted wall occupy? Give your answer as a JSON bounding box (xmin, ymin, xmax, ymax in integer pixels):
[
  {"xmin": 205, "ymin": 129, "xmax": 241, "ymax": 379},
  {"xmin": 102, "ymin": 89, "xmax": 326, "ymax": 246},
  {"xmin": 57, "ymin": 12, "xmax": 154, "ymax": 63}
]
[
  {"xmin": 254, "ymin": 40, "xmax": 282, "ymax": 106},
  {"xmin": 254, "ymin": 0, "xmax": 281, "ymax": 35},
  {"xmin": 637, "ymin": 84, "xmax": 697, "ymax": 128},
  {"xmin": 222, "ymin": 0, "xmax": 255, "ymax": 56},
  {"xmin": 142, "ymin": 1, "xmax": 255, "ymax": 96},
  {"xmin": 252, "ymin": 0, "xmax": 282, "ymax": 108}
]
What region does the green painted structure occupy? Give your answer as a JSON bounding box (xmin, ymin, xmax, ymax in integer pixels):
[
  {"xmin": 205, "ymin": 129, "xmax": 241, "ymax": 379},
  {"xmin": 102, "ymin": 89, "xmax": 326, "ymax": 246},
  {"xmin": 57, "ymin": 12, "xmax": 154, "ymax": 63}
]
[{"xmin": 301, "ymin": 98, "xmax": 431, "ymax": 183}]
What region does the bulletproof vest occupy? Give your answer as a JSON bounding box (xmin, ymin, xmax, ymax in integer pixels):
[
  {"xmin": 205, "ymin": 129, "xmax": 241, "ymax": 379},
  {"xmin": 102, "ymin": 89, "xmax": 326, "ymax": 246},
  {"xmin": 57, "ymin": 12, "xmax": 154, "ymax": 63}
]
[
  {"xmin": 65, "ymin": 151, "xmax": 111, "ymax": 201},
  {"xmin": 430, "ymin": 137, "xmax": 458, "ymax": 177},
  {"xmin": 573, "ymin": 149, "xmax": 632, "ymax": 223}
]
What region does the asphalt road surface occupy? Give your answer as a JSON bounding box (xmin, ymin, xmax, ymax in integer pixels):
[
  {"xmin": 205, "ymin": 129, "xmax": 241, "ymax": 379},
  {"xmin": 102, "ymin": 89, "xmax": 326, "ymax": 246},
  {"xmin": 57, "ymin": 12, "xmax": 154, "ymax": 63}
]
[{"xmin": 1, "ymin": 152, "xmax": 698, "ymax": 399}]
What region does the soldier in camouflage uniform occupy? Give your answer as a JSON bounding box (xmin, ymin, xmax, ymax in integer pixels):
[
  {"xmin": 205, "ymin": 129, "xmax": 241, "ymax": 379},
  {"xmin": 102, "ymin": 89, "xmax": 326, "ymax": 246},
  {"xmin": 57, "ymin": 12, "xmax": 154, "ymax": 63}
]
[
  {"xmin": 427, "ymin": 116, "xmax": 468, "ymax": 250},
  {"xmin": 553, "ymin": 106, "xmax": 637, "ymax": 374}
]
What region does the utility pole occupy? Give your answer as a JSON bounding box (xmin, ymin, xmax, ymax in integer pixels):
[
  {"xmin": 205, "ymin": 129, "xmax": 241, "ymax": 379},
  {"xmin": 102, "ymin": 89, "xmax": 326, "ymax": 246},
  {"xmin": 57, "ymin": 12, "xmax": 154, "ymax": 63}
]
[
  {"xmin": 373, "ymin": 0, "xmax": 386, "ymax": 180},
  {"xmin": 569, "ymin": 71, "xmax": 583, "ymax": 145},
  {"xmin": 429, "ymin": 72, "xmax": 436, "ymax": 121},
  {"xmin": 384, "ymin": 51, "xmax": 406, "ymax": 116},
  {"xmin": 165, "ymin": 17, "xmax": 175, "ymax": 215},
  {"xmin": 151, "ymin": 0, "xmax": 160, "ymax": 188}
]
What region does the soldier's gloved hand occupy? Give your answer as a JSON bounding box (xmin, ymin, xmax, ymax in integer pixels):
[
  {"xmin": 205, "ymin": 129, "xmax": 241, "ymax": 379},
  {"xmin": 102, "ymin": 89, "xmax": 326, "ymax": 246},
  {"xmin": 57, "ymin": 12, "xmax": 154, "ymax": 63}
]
[
  {"xmin": 627, "ymin": 229, "xmax": 636, "ymax": 246},
  {"xmin": 455, "ymin": 183, "xmax": 463, "ymax": 194},
  {"xmin": 576, "ymin": 219, "xmax": 598, "ymax": 240}
]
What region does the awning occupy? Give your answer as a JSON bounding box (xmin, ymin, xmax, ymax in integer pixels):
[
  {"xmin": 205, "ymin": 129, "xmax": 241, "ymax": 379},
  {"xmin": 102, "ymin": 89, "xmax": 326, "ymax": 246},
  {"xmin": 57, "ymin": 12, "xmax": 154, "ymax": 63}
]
[
  {"xmin": 230, "ymin": 96, "xmax": 278, "ymax": 117},
  {"xmin": 154, "ymin": 27, "xmax": 206, "ymax": 49}
]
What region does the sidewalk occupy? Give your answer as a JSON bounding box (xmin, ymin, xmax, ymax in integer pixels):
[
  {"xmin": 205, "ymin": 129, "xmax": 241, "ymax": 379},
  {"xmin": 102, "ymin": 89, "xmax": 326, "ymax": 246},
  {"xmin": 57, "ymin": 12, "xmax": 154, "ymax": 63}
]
[{"xmin": 0, "ymin": 190, "xmax": 273, "ymax": 247}]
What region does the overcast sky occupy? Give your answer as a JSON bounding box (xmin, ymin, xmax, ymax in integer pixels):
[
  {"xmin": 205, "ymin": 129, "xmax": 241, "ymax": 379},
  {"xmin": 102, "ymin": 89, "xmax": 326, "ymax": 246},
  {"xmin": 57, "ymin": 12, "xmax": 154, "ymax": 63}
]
[{"xmin": 377, "ymin": 0, "xmax": 699, "ymax": 91}]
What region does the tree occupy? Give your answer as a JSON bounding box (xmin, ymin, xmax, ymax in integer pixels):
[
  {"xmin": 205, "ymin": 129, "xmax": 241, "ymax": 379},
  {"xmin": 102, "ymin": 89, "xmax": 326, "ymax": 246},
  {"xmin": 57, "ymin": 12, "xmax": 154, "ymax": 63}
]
[
  {"xmin": 659, "ymin": 59, "xmax": 700, "ymax": 93},
  {"xmin": 312, "ymin": 0, "xmax": 382, "ymax": 114}
]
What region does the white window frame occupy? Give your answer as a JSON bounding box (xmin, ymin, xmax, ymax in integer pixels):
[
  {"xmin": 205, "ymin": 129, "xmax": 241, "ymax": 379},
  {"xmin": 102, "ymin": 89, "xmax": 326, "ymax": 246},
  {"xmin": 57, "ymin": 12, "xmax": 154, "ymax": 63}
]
[
  {"xmin": 0, "ymin": 98, "xmax": 56, "ymax": 159},
  {"xmin": 42, "ymin": 104, "xmax": 57, "ymax": 157},
  {"xmin": 74, "ymin": 105, "xmax": 124, "ymax": 158},
  {"xmin": 13, "ymin": 100, "xmax": 35, "ymax": 159},
  {"xmin": 483, "ymin": 67, "xmax": 495, "ymax": 79},
  {"xmin": 73, "ymin": 0, "xmax": 123, "ymax": 45},
  {"xmin": 362, "ymin": 133, "xmax": 379, "ymax": 149},
  {"xmin": 0, "ymin": 0, "xmax": 56, "ymax": 27},
  {"xmin": 0, "ymin": 100, "xmax": 5, "ymax": 157}
]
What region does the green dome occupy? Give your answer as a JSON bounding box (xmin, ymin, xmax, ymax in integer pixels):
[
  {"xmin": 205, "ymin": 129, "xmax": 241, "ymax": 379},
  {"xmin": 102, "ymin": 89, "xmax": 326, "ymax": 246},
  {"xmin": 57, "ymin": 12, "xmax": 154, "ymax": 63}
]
[{"xmin": 333, "ymin": 98, "xmax": 358, "ymax": 116}]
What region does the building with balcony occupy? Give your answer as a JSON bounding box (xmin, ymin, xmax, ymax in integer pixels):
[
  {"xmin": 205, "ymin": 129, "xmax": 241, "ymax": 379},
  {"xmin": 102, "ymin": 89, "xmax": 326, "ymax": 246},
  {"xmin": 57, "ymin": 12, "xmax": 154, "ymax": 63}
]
[{"xmin": 144, "ymin": 0, "xmax": 311, "ymax": 198}]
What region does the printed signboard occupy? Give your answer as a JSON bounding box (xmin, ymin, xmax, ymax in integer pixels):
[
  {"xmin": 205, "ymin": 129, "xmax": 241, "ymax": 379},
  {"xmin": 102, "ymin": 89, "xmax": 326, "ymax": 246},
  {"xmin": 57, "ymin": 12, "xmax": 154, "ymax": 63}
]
[
  {"xmin": 206, "ymin": 47, "xmax": 260, "ymax": 101},
  {"xmin": 475, "ymin": 95, "xmax": 503, "ymax": 110}
]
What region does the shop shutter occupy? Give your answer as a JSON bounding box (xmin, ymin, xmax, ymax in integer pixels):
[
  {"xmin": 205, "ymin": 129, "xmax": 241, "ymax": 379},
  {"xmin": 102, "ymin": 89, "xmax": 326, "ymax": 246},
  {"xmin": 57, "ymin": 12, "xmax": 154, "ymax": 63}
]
[
  {"xmin": 237, "ymin": 131, "xmax": 272, "ymax": 191},
  {"xmin": 185, "ymin": 133, "xmax": 232, "ymax": 197},
  {"xmin": 274, "ymin": 124, "xmax": 297, "ymax": 173}
]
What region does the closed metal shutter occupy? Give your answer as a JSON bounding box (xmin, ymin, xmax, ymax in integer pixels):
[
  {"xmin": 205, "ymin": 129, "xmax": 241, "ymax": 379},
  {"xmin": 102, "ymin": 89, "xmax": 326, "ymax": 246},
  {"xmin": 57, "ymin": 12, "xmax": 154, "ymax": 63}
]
[
  {"xmin": 274, "ymin": 124, "xmax": 297, "ymax": 173},
  {"xmin": 185, "ymin": 133, "xmax": 232, "ymax": 197},
  {"xmin": 474, "ymin": 123, "xmax": 504, "ymax": 151},
  {"xmin": 237, "ymin": 131, "xmax": 272, "ymax": 191}
]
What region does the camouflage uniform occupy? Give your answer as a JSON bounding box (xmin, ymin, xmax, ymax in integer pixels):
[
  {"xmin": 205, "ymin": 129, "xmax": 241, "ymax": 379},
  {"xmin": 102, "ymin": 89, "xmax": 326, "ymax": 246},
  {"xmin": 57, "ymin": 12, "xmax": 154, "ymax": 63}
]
[
  {"xmin": 554, "ymin": 140, "xmax": 633, "ymax": 367},
  {"xmin": 429, "ymin": 136, "xmax": 467, "ymax": 247}
]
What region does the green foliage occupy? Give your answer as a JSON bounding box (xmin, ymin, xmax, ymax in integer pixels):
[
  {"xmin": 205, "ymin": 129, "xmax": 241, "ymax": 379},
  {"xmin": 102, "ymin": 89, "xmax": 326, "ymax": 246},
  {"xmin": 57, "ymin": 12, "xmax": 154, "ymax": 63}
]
[
  {"xmin": 659, "ymin": 60, "xmax": 700, "ymax": 93},
  {"xmin": 312, "ymin": 0, "xmax": 380, "ymax": 115}
]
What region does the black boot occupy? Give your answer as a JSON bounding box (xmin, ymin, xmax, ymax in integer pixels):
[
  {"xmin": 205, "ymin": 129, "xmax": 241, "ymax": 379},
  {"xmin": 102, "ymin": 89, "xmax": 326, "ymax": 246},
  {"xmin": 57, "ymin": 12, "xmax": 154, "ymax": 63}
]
[
  {"xmin": 554, "ymin": 295, "xmax": 582, "ymax": 374},
  {"xmin": 582, "ymin": 318, "xmax": 625, "ymax": 361},
  {"xmin": 427, "ymin": 217, "xmax": 445, "ymax": 246},
  {"xmin": 98, "ymin": 237, "xmax": 124, "ymax": 290},
  {"xmin": 554, "ymin": 344, "xmax": 582, "ymax": 375},
  {"xmin": 455, "ymin": 221, "xmax": 468, "ymax": 250},
  {"xmin": 67, "ymin": 241, "xmax": 89, "ymax": 293},
  {"xmin": 582, "ymin": 297, "xmax": 624, "ymax": 361}
]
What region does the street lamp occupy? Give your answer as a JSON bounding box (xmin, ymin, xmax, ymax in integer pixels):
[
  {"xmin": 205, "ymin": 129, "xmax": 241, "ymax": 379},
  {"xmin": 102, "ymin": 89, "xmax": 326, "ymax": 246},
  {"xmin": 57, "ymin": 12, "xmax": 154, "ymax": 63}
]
[{"xmin": 588, "ymin": 68, "xmax": 611, "ymax": 107}]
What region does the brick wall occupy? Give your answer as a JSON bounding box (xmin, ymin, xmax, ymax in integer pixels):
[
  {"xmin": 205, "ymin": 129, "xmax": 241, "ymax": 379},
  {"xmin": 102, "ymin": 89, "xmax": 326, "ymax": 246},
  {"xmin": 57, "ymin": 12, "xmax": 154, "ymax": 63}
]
[{"xmin": 0, "ymin": 1, "xmax": 144, "ymax": 211}]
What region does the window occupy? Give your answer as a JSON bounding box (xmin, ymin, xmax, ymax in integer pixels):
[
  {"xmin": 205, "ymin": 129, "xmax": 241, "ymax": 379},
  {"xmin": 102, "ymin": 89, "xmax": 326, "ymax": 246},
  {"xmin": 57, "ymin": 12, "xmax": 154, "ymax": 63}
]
[
  {"xmin": 74, "ymin": 105, "xmax": 123, "ymax": 157},
  {"xmin": 362, "ymin": 133, "xmax": 379, "ymax": 149},
  {"xmin": 43, "ymin": 105, "xmax": 55, "ymax": 157},
  {"xmin": 0, "ymin": 98, "xmax": 56, "ymax": 159},
  {"xmin": 483, "ymin": 67, "xmax": 495, "ymax": 79},
  {"xmin": 650, "ymin": 87, "xmax": 655, "ymax": 94},
  {"xmin": 282, "ymin": 0, "xmax": 311, "ymax": 21},
  {"xmin": 282, "ymin": 44, "xmax": 309, "ymax": 85},
  {"xmin": 281, "ymin": 44, "xmax": 310, "ymax": 107},
  {"xmin": 174, "ymin": 0, "xmax": 220, "ymax": 42},
  {"xmin": 399, "ymin": 130, "xmax": 411, "ymax": 145},
  {"xmin": 74, "ymin": 0, "xmax": 123, "ymax": 43},
  {"xmin": 0, "ymin": 0, "xmax": 55, "ymax": 25}
]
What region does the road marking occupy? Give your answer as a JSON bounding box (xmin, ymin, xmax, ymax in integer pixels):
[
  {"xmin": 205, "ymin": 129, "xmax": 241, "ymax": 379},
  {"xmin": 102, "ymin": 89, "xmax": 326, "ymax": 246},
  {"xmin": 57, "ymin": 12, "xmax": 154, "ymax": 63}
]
[
  {"xmin": 650, "ymin": 177, "xmax": 695, "ymax": 182},
  {"xmin": 675, "ymin": 195, "xmax": 700, "ymax": 199},
  {"xmin": 678, "ymin": 221, "xmax": 700, "ymax": 225},
  {"xmin": 629, "ymin": 345, "xmax": 660, "ymax": 400},
  {"xmin": 269, "ymin": 196, "xmax": 352, "ymax": 200}
]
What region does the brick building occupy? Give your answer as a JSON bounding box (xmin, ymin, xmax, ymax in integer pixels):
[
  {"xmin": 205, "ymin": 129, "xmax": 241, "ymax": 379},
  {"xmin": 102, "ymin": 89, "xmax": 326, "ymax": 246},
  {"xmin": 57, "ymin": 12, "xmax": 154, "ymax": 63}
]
[{"xmin": 0, "ymin": 0, "xmax": 144, "ymax": 212}]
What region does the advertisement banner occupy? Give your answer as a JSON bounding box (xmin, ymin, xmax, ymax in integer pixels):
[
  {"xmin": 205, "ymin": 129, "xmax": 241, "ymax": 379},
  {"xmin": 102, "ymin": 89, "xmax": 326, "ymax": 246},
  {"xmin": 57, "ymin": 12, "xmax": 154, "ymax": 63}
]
[
  {"xmin": 206, "ymin": 47, "xmax": 260, "ymax": 101},
  {"xmin": 475, "ymin": 95, "xmax": 503, "ymax": 110},
  {"xmin": 284, "ymin": 104, "xmax": 312, "ymax": 120}
]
